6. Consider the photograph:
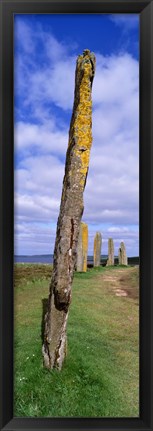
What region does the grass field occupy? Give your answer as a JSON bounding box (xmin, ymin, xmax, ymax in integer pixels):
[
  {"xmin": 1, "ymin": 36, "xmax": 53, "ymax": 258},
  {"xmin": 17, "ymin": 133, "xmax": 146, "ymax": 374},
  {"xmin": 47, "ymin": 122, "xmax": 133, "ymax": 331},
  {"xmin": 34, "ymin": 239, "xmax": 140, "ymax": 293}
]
[{"xmin": 14, "ymin": 264, "xmax": 139, "ymax": 417}]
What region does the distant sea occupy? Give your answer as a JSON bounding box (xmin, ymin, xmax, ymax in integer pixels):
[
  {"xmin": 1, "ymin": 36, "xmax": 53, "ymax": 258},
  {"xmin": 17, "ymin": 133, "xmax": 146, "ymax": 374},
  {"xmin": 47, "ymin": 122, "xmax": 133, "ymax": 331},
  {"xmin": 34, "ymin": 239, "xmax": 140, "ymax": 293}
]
[
  {"xmin": 14, "ymin": 255, "xmax": 107, "ymax": 264},
  {"xmin": 14, "ymin": 254, "xmax": 139, "ymax": 265},
  {"xmin": 14, "ymin": 255, "xmax": 54, "ymax": 264}
]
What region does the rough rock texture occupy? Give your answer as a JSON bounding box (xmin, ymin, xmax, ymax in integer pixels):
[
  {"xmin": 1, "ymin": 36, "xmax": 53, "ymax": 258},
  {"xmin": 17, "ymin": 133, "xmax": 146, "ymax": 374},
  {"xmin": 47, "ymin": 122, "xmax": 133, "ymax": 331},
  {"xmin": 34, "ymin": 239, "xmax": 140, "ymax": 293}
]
[
  {"xmin": 118, "ymin": 241, "xmax": 128, "ymax": 266},
  {"xmin": 107, "ymin": 238, "xmax": 114, "ymax": 266},
  {"xmin": 42, "ymin": 49, "xmax": 96, "ymax": 370},
  {"xmin": 76, "ymin": 222, "xmax": 88, "ymax": 272},
  {"xmin": 93, "ymin": 232, "xmax": 102, "ymax": 267}
]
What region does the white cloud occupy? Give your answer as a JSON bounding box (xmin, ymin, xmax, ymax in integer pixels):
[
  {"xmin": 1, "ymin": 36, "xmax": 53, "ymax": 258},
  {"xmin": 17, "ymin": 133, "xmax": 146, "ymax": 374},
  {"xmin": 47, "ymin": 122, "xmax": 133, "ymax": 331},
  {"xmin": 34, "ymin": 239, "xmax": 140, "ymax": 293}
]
[
  {"xmin": 110, "ymin": 14, "xmax": 139, "ymax": 31},
  {"xmin": 108, "ymin": 226, "xmax": 129, "ymax": 233},
  {"xmin": 23, "ymin": 57, "xmax": 76, "ymax": 110},
  {"xmin": 15, "ymin": 221, "xmax": 138, "ymax": 257},
  {"xmin": 14, "ymin": 222, "xmax": 56, "ymax": 255},
  {"xmin": 14, "ymin": 20, "xmax": 76, "ymax": 111},
  {"xmin": 85, "ymin": 224, "xmax": 139, "ymax": 257},
  {"xmin": 93, "ymin": 53, "xmax": 138, "ymax": 106},
  {"xmin": 15, "ymin": 20, "xmax": 36, "ymax": 54},
  {"xmin": 14, "ymin": 24, "xmax": 139, "ymax": 256},
  {"xmin": 14, "ymin": 121, "xmax": 68, "ymax": 156}
]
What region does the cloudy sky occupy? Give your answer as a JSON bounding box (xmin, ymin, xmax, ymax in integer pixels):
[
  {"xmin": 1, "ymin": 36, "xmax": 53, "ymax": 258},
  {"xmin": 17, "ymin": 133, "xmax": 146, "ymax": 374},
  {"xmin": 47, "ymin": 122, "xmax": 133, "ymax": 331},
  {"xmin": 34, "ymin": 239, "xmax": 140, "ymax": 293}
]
[{"xmin": 14, "ymin": 13, "xmax": 139, "ymax": 257}]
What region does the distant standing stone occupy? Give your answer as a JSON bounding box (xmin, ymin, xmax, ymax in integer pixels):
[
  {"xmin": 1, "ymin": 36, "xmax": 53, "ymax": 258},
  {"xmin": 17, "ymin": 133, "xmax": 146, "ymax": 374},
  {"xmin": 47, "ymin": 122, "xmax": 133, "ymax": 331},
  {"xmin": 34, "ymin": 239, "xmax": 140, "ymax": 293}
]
[
  {"xmin": 118, "ymin": 241, "xmax": 128, "ymax": 265},
  {"xmin": 107, "ymin": 238, "xmax": 114, "ymax": 266},
  {"xmin": 93, "ymin": 232, "xmax": 102, "ymax": 267},
  {"xmin": 77, "ymin": 222, "xmax": 88, "ymax": 272}
]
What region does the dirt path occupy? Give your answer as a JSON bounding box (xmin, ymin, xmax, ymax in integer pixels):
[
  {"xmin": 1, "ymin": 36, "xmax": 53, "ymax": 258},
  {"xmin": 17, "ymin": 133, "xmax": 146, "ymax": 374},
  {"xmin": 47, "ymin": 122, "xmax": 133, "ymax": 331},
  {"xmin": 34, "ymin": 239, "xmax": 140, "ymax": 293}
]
[{"xmin": 98, "ymin": 266, "xmax": 139, "ymax": 300}]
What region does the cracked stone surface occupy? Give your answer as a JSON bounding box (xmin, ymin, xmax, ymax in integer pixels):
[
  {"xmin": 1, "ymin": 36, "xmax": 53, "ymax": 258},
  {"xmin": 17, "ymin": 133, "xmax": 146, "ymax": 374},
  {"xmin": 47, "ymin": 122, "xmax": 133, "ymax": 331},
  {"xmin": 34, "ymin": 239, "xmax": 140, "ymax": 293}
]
[{"xmin": 42, "ymin": 49, "xmax": 96, "ymax": 370}]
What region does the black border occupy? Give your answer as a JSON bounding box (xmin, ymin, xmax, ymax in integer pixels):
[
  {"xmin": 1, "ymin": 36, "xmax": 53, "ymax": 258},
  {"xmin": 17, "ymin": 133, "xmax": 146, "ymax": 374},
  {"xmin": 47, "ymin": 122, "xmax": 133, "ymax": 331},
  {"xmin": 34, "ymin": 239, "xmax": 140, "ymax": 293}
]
[{"xmin": 0, "ymin": 1, "xmax": 153, "ymax": 430}]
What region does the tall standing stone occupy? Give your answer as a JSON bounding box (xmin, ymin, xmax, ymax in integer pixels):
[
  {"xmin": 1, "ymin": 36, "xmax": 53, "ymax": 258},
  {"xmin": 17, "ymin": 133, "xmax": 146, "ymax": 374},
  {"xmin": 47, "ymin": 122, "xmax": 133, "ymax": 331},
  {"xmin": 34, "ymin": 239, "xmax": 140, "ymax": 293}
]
[
  {"xmin": 93, "ymin": 232, "xmax": 102, "ymax": 267},
  {"xmin": 76, "ymin": 222, "xmax": 88, "ymax": 272},
  {"xmin": 107, "ymin": 238, "xmax": 114, "ymax": 266},
  {"xmin": 42, "ymin": 49, "xmax": 96, "ymax": 370},
  {"xmin": 118, "ymin": 241, "xmax": 128, "ymax": 265}
]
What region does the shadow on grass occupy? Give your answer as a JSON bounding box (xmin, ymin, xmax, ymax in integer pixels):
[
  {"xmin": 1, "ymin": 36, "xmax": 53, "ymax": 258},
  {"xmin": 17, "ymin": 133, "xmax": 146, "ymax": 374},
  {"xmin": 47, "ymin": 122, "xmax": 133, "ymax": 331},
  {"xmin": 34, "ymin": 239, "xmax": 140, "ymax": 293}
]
[{"xmin": 41, "ymin": 298, "xmax": 48, "ymax": 344}]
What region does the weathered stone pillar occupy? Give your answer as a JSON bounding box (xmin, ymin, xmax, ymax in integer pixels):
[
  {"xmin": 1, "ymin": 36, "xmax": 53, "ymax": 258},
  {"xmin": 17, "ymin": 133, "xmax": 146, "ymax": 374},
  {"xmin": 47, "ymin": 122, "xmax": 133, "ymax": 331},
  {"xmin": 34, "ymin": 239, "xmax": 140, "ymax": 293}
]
[
  {"xmin": 93, "ymin": 232, "xmax": 102, "ymax": 267},
  {"xmin": 77, "ymin": 222, "xmax": 88, "ymax": 272},
  {"xmin": 118, "ymin": 241, "xmax": 128, "ymax": 265},
  {"xmin": 118, "ymin": 247, "xmax": 122, "ymax": 265},
  {"xmin": 107, "ymin": 238, "xmax": 114, "ymax": 266},
  {"xmin": 42, "ymin": 49, "xmax": 96, "ymax": 370}
]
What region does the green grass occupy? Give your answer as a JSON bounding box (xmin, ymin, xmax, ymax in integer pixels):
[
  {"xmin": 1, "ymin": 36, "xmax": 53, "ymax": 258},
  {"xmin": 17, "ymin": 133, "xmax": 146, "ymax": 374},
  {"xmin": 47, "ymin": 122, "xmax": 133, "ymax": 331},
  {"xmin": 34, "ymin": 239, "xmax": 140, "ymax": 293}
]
[{"xmin": 14, "ymin": 265, "xmax": 139, "ymax": 417}]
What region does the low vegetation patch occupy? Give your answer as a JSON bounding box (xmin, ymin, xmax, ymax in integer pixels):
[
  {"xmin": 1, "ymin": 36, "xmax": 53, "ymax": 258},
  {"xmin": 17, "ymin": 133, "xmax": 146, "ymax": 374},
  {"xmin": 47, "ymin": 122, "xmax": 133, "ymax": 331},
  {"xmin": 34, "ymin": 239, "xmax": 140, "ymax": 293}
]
[
  {"xmin": 14, "ymin": 264, "xmax": 53, "ymax": 287},
  {"xmin": 14, "ymin": 264, "xmax": 139, "ymax": 417}
]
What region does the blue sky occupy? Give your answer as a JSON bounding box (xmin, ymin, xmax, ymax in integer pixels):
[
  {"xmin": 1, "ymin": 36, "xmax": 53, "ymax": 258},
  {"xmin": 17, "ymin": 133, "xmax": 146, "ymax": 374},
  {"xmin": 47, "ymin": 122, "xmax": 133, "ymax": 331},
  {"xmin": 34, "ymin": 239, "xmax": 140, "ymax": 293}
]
[{"xmin": 14, "ymin": 13, "xmax": 139, "ymax": 257}]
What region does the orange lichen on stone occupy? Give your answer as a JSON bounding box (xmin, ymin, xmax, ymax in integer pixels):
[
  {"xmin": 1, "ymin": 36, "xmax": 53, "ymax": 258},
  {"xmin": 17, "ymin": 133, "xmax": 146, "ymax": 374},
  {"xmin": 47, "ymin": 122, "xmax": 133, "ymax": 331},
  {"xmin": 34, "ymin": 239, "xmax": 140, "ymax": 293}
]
[
  {"xmin": 43, "ymin": 50, "xmax": 95, "ymax": 370},
  {"xmin": 82, "ymin": 223, "xmax": 88, "ymax": 272},
  {"xmin": 68, "ymin": 49, "xmax": 95, "ymax": 188},
  {"xmin": 77, "ymin": 222, "xmax": 88, "ymax": 272}
]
